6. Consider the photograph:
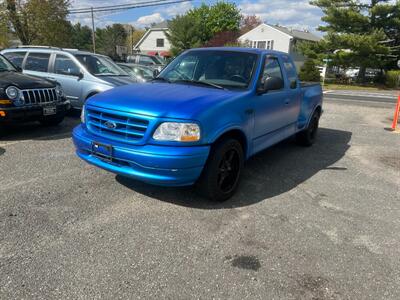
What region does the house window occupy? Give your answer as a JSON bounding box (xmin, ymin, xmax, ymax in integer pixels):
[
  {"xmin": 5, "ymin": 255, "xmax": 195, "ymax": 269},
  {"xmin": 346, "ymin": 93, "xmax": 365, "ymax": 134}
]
[
  {"xmin": 270, "ymin": 40, "xmax": 274, "ymax": 50},
  {"xmin": 257, "ymin": 41, "xmax": 266, "ymax": 49},
  {"xmin": 156, "ymin": 38, "xmax": 164, "ymax": 47}
]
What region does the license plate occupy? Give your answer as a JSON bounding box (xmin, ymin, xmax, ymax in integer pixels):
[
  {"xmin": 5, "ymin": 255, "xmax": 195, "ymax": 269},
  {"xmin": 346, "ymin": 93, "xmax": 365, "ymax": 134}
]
[
  {"xmin": 43, "ymin": 106, "xmax": 56, "ymax": 116},
  {"xmin": 92, "ymin": 142, "xmax": 113, "ymax": 161}
]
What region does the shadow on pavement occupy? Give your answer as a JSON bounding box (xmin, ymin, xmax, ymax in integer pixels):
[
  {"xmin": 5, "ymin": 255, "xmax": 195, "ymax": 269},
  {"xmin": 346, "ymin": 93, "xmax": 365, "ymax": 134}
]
[
  {"xmin": 117, "ymin": 127, "xmax": 352, "ymax": 209},
  {"xmin": 0, "ymin": 113, "xmax": 81, "ymax": 142}
]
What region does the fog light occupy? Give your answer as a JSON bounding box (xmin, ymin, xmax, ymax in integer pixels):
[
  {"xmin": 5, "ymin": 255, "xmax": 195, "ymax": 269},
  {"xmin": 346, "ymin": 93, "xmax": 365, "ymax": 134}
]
[
  {"xmin": 0, "ymin": 111, "xmax": 6, "ymax": 117},
  {"xmin": 0, "ymin": 100, "xmax": 12, "ymax": 105}
]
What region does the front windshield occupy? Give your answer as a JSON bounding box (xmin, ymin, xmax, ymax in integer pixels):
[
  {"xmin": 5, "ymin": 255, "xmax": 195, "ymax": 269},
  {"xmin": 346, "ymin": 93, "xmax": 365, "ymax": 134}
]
[
  {"xmin": 75, "ymin": 54, "xmax": 128, "ymax": 76},
  {"xmin": 159, "ymin": 50, "xmax": 258, "ymax": 89},
  {"xmin": 0, "ymin": 55, "xmax": 17, "ymax": 72}
]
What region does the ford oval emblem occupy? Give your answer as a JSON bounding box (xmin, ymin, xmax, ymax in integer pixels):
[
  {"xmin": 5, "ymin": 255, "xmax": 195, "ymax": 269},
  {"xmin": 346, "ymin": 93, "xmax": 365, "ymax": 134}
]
[{"xmin": 104, "ymin": 121, "xmax": 117, "ymax": 129}]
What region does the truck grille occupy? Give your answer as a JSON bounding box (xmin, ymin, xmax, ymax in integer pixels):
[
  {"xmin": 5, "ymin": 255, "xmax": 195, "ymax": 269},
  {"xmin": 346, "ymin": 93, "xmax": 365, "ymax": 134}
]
[
  {"xmin": 22, "ymin": 88, "xmax": 58, "ymax": 105},
  {"xmin": 86, "ymin": 107, "xmax": 149, "ymax": 143}
]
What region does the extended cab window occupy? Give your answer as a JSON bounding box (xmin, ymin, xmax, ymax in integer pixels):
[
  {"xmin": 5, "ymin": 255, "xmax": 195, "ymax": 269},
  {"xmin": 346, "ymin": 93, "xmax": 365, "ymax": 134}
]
[
  {"xmin": 25, "ymin": 52, "xmax": 50, "ymax": 72},
  {"xmin": 282, "ymin": 56, "xmax": 298, "ymax": 89},
  {"xmin": 55, "ymin": 55, "xmax": 80, "ymax": 76},
  {"xmin": 3, "ymin": 52, "xmax": 26, "ymax": 68},
  {"xmin": 262, "ymin": 57, "xmax": 284, "ymax": 88}
]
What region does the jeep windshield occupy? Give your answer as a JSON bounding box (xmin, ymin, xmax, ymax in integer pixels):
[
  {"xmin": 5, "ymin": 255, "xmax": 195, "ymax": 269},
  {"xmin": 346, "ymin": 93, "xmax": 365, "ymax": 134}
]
[
  {"xmin": 158, "ymin": 50, "xmax": 258, "ymax": 89},
  {"xmin": 75, "ymin": 54, "xmax": 129, "ymax": 76},
  {"xmin": 0, "ymin": 55, "xmax": 17, "ymax": 72}
]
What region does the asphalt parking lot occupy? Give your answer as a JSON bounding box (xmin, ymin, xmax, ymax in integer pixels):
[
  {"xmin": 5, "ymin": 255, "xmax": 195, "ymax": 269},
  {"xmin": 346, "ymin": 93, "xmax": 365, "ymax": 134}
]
[{"xmin": 1, "ymin": 99, "xmax": 399, "ymax": 299}]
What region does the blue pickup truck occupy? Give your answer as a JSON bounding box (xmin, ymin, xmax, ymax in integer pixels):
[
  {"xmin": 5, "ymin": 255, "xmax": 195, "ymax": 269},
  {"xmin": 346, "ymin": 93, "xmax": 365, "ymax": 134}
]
[{"xmin": 73, "ymin": 48, "xmax": 322, "ymax": 201}]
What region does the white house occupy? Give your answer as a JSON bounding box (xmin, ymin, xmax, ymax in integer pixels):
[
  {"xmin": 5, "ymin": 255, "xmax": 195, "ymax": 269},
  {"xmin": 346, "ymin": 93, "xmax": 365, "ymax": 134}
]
[
  {"xmin": 134, "ymin": 21, "xmax": 171, "ymax": 58},
  {"xmin": 238, "ymin": 23, "xmax": 321, "ymax": 69}
]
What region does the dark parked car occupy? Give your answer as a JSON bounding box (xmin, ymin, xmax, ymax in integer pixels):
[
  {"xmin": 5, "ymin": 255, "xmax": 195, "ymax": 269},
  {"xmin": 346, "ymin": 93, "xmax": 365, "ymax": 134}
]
[
  {"xmin": 0, "ymin": 54, "xmax": 70, "ymax": 133},
  {"xmin": 126, "ymin": 54, "xmax": 165, "ymax": 72},
  {"xmin": 117, "ymin": 63, "xmax": 154, "ymax": 82}
]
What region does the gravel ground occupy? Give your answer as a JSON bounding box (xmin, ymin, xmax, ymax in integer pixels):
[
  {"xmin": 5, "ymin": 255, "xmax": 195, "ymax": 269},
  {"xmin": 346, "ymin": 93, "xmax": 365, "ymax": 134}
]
[{"xmin": 0, "ymin": 101, "xmax": 399, "ymax": 299}]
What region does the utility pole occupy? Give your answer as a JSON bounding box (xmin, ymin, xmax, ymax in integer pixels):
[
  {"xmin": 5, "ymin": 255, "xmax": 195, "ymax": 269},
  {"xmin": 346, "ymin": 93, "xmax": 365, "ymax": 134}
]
[
  {"xmin": 91, "ymin": 7, "xmax": 96, "ymax": 53},
  {"xmin": 131, "ymin": 27, "xmax": 134, "ymax": 55}
]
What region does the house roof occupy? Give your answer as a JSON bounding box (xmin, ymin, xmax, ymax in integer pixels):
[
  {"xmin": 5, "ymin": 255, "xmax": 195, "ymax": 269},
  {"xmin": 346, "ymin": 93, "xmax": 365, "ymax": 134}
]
[
  {"xmin": 151, "ymin": 21, "xmax": 169, "ymax": 29},
  {"xmin": 239, "ymin": 23, "xmax": 321, "ymax": 42},
  {"xmin": 134, "ymin": 21, "xmax": 170, "ymax": 49},
  {"xmin": 269, "ymin": 24, "xmax": 321, "ymax": 42}
]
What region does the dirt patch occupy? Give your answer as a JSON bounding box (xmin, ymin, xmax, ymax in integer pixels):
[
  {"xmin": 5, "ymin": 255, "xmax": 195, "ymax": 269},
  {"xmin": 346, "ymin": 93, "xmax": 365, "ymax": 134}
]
[
  {"xmin": 295, "ymin": 274, "xmax": 340, "ymax": 299},
  {"xmin": 379, "ymin": 156, "xmax": 400, "ymax": 169},
  {"xmin": 226, "ymin": 255, "xmax": 261, "ymax": 271},
  {"xmin": 0, "ymin": 147, "xmax": 5, "ymax": 156}
]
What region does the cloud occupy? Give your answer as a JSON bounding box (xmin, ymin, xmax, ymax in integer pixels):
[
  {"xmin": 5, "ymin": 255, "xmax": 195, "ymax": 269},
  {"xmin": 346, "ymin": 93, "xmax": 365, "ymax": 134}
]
[
  {"xmin": 132, "ymin": 13, "xmax": 164, "ymax": 27},
  {"xmin": 164, "ymin": 2, "xmax": 193, "ymax": 17},
  {"xmin": 239, "ymin": 0, "xmax": 323, "ymax": 33}
]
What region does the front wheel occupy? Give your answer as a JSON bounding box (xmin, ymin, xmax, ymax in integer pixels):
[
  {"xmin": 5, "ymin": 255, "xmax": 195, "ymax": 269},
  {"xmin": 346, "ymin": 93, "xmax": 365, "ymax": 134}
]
[
  {"xmin": 296, "ymin": 111, "xmax": 320, "ymax": 146},
  {"xmin": 196, "ymin": 138, "xmax": 244, "ymax": 202}
]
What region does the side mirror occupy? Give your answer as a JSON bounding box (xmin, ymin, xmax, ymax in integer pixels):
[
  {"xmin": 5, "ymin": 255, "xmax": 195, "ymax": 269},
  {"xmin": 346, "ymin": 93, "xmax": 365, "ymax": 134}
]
[
  {"xmin": 77, "ymin": 72, "xmax": 84, "ymax": 80},
  {"xmin": 16, "ymin": 66, "xmax": 23, "ymax": 72},
  {"xmin": 257, "ymin": 76, "xmax": 284, "ymax": 94},
  {"xmin": 153, "ymin": 69, "xmax": 160, "ymax": 78}
]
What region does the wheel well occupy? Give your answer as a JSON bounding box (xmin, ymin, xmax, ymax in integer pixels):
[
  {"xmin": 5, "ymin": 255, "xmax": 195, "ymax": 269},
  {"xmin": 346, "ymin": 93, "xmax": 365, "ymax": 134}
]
[
  {"xmin": 314, "ymin": 105, "xmax": 322, "ymax": 116},
  {"xmin": 86, "ymin": 92, "xmax": 98, "ymax": 100},
  {"xmin": 213, "ymin": 129, "xmax": 248, "ymax": 157}
]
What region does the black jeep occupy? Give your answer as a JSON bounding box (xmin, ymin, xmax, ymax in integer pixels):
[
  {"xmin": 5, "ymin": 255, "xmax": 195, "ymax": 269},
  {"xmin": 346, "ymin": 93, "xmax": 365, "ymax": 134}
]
[{"xmin": 0, "ymin": 54, "xmax": 70, "ymax": 133}]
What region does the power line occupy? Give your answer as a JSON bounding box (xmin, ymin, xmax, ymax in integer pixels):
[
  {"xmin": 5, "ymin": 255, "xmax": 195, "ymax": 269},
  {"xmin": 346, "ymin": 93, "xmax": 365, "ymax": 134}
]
[
  {"xmin": 69, "ymin": 0, "xmax": 173, "ymax": 13},
  {"xmin": 68, "ymin": 0, "xmax": 193, "ymax": 14}
]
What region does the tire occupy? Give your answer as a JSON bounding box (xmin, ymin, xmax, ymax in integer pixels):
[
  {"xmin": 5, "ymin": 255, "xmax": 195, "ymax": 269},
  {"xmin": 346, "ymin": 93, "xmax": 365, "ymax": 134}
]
[
  {"xmin": 0, "ymin": 125, "xmax": 5, "ymax": 138},
  {"xmin": 296, "ymin": 110, "xmax": 320, "ymax": 146},
  {"xmin": 196, "ymin": 138, "xmax": 244, "ymax": 202},
  {"xmin": 39, "ymin": 114, "xmax": 65, "ymax": 126}
]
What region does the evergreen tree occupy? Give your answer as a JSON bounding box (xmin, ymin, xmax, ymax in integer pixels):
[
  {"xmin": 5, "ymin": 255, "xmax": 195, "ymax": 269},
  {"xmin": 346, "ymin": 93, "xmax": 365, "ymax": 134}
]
[
  {"xmin": 301, "ymin": 0, "xmax": 399, "ymax": 81},
  {"xmin": 299, "ymin": 59, "xmax": 321, "ymax": 82}
]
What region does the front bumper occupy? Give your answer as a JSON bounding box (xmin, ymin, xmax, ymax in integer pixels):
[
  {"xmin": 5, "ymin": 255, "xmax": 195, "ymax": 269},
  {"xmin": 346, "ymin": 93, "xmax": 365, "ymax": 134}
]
[
  {"xmin": 72, "ymin": 124, "xmax": 210, "ymax": 186},
  {"xmin": 0, "ymin": 101, "xmax": 70, "ymax": 124}
]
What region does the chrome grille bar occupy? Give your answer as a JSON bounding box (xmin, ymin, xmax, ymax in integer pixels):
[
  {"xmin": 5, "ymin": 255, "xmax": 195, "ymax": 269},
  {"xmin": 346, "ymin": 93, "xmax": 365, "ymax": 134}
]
[
  {"xmin": 86, "ymin": 107, "xmax": 150, "ymax": 143},
  {"xmin": 21, "ymin": 88, "xmax": 58, "ymax": 106}
]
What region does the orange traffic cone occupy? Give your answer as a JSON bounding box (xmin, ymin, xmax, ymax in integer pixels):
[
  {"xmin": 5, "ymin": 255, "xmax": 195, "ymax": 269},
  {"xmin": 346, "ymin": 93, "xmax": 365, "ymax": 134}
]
[{"xmin": 391, "ymin": 94, "xmax": 400, "ymax": 131}]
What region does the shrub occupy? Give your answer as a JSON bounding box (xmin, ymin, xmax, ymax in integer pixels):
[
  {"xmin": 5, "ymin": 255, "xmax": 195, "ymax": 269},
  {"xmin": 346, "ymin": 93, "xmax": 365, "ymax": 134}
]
[
  {"xmin": 386, "ymin": 70, "xmax": 400, "ymax": 88},
  {"xmin": 298, "ymin": 60, "xmax": 321, "ymax": 82}
]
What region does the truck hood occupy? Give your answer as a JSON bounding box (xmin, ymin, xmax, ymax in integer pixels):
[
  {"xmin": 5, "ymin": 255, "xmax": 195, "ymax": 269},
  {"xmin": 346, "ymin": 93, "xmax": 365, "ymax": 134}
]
[
  {"xmin": 87, "ymin": 82, "xmax": 239, "ymax": 119},
  {"xmin": 98, "ymin": 75, "xmax": 137, "ymax": 86},
  {"xmin": 0, "ymin": 71, "xmax": 55, "ymax": 89}
]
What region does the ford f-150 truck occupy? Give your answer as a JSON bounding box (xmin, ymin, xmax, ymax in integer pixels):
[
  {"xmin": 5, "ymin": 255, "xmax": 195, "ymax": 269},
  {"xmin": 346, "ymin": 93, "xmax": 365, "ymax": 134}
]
[{"xmin": 73, "ymin": 48, "xmax": 322, "ymax": 201}]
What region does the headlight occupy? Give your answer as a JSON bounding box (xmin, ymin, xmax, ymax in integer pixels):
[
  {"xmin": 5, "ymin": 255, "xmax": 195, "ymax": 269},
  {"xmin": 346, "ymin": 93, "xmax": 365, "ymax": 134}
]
[
  {"xmin": 81, "ymin": 106, "xmax": 85, "ymax": 123},
  {"xmin": 153, "ymin": 122, "xmax": 200, "ymax": 142},
  {"xmin": 55, "ymin": 84, "xmax": 64, "ymax": 98},
  {"xmin": 5, "ymin": 86, "xmax": 24, "ymax": 106},
  {"xmin": 6, "ymin": 86, "xmax": 20, "ymax": 100}
]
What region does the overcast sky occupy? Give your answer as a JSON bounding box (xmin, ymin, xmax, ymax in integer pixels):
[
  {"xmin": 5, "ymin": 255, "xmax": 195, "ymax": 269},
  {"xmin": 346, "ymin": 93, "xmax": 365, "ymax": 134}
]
[{"xmin": 69, "ymin": 0, "xmax": 324, "ymax": 34}]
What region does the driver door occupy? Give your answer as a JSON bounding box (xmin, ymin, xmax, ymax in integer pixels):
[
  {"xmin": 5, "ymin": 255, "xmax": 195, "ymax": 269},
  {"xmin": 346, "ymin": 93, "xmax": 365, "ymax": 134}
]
[{"xmin": 252, "ymin": 56, "xmax": 291, "ymax": 152}]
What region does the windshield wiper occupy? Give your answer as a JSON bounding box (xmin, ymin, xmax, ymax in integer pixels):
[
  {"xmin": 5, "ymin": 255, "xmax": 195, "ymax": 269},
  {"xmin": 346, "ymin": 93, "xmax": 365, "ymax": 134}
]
[
  {"xmin": 151, "ymin": 77, "xmax": 171, "ymax": 83},
  {"xmin": 175, "ymin": 79, "xmax": 225, "ymax": 90}
]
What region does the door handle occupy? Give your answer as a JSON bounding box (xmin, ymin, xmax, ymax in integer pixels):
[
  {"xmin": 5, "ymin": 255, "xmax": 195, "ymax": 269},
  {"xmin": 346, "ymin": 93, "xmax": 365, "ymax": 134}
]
[{"xmin": 285, "ymin": 99, "xmax": 290, "ymax": 105}]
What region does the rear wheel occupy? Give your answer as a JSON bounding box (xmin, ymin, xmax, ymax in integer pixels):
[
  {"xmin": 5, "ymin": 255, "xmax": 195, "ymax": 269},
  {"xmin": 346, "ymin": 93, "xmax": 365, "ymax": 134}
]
[
  {"xmin": 196, "ymin": 138, "xmax": 244, "ymax": 202},
  {"xmin": 296, "ymin": 110, "xmax": 320, "ymax": 146}
]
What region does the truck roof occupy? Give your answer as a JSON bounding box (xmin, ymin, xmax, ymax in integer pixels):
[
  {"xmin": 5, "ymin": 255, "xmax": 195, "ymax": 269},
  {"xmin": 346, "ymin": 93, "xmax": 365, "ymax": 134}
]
[{"xmin": 187, "ymin": 47, "xmax": 287, "ymax": 56}]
